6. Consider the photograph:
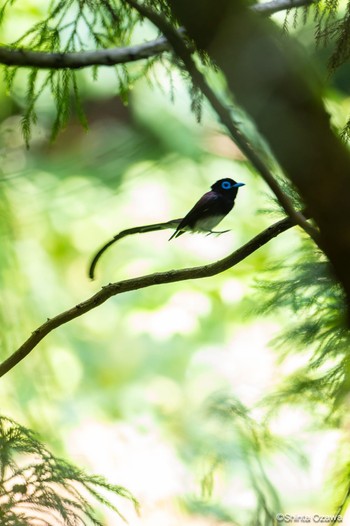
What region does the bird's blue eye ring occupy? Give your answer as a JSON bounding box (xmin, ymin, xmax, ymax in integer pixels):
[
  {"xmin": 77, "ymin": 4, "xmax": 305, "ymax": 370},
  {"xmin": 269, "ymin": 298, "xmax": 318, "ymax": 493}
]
[{"xmin": 221, "ymin": 181, "xmax": 231, "ymax": 190}]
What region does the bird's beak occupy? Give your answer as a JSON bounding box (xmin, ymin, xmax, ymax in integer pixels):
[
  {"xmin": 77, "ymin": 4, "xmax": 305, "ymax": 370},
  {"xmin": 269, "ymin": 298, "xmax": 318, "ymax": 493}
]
[{"xmin": 232, "ymin": 182, "xmax": 245, "ymax": 188}]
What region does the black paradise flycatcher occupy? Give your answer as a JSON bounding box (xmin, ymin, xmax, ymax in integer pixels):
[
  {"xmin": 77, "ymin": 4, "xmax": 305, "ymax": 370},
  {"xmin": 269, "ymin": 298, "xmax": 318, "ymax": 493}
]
[{"xmin": 88, "ymin": 178, "xmax": 245, "ymax": 280}]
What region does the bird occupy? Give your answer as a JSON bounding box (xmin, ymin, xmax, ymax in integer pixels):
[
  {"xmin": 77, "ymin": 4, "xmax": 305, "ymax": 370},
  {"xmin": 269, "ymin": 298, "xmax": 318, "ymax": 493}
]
[
  {"xmin": 88, "ymin": 178, "xmax": 244, "ymax": 279},
  {"xmin": 169, "ymin": 178, "xmax": 245, "ymax": 240}
]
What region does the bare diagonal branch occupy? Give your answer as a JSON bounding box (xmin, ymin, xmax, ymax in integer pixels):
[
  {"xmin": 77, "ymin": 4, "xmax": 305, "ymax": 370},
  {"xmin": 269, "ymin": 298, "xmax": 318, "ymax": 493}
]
[
  {"xmin": 168, "ymin": 0, "xmax": 350, "ymax": 318},
  {"xmin": 127, "ymin": 0, "xmax": 320, "ymax": 244},
  {"xmin": 0, "ymin": 0, "xmax": 315, "ymax": 69},
  {"xmin": 0, "ymin": 216, "xmax": 296, "ymax": 378}
]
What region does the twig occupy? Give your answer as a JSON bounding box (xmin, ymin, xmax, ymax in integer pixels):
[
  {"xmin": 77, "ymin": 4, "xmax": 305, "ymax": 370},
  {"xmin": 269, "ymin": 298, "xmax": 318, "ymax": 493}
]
[
  {"xmin": 0, "ymin": 0, "xmax": 316, "ymax": 69},
  {"xmin": 0, "ymin": 37, "xmax": 173, "ymax": 69},
  {"xmin": 0, "ymin": 216, "xmax": 296, "ymax": 378},
  {"xmin": 252, "ymin": 0, "xmax": 314, "ymax": 16},
  {"xmin": 126, "ymin": 0, "xmax": 320, "ymax": 245}
]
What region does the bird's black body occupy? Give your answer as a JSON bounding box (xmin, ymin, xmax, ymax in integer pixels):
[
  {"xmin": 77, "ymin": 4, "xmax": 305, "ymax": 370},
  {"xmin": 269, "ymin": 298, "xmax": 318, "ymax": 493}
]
[
  {"xmin": 88, "ymin": 178, "xmax": 244, "ymax": 279},
  {"xmin": 169, "ymin": 178, "xmax": 244, "ymax": 240}
]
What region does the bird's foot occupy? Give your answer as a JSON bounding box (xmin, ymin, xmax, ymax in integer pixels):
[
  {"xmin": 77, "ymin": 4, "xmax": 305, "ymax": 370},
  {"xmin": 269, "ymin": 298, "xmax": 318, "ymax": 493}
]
[{"xmin": 205, "ymin": 229, "xmax": 231, "ymax": 237}]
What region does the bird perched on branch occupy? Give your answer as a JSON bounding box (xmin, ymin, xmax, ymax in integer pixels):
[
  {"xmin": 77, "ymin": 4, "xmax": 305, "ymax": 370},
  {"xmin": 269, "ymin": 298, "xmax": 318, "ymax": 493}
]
[
  {"xmin": 88, "ymin": 178, "xmax": 244, "ymax": 280},
  {"xmin": 169, "ymin": 178, "xmax": 245, "ymax": 239}
]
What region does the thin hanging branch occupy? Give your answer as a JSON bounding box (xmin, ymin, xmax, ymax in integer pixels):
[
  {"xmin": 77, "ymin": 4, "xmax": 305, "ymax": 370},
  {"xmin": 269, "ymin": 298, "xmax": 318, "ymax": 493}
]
[
  {"xmin": 167, "ymin": 0, "xmax": 350, "ymax": 319},
  {"xmin": 0, "ymin": 215, "xmax": 297, "ymax": 378},
  {"xmin": 0, "ymin": 0, "xmax": 315, "ymax": 69},
  {"xmin": 126, "ymin": 0, "xmax": 320, "ymax": 245}
]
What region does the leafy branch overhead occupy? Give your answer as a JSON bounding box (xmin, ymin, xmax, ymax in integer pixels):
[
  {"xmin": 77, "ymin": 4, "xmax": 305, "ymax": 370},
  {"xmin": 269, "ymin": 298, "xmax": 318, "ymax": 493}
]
[
  {"xmin": 1, "ymin": 0, "xmax": 140, "ymax": 141},
  {"xmin": 1, "ymin": 0, "xmax": 348, "ymax": 143}
]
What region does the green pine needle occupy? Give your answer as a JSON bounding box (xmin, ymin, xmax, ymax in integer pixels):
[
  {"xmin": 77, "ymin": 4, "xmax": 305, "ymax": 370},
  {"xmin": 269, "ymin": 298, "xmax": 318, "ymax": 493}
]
[{"xmin": 0, "ymin": 416, "xmax": 138, "ymax": 525}]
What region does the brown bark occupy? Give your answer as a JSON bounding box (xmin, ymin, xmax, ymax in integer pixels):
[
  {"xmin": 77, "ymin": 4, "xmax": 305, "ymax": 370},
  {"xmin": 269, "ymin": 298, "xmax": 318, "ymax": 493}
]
[
  {"xmin": 0, "ymin": 216, "xmax": 295, "ymax": 377},
  {"xmin": 167, "ymin": 0, "xmax": 350, "ymax": 316}
]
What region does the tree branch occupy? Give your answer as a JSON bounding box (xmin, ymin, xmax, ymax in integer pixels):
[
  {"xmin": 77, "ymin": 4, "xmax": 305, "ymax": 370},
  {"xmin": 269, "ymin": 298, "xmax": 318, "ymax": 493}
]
[
  {"xmin": 0, "ymin": 36, "xmax": 173, "ymax": 70},
  {"xmin": 167, "ymin": 0, "xmax": 350, "ymax": 320},
  {"xmin": 126, "ymin": 0, "xmax": 320, "ymax": 245},
  {"xmin": 252, "ymin": 0, "xmax": 314, "ymax": 16},
  {"xmin": 0, "ymin": 0, "xmax": 315, "ymax": 70},
  {"xmin": 0, "ymin": 216, "xmax": 296, "ymax": 378}
]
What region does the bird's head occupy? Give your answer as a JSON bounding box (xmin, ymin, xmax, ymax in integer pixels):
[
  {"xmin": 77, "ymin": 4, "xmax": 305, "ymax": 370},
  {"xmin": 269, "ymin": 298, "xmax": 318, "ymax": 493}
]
[{"xmin": 211, "ymin": 178, "xmax": 245, "ymax": 194}]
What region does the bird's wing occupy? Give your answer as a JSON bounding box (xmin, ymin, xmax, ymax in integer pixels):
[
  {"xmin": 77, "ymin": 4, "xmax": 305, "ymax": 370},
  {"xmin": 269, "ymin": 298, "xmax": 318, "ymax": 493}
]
[
  {"xmin": 176, "ymin": 191, "xmax": 220, "ymax": 230},
  {"xmin": 169, "ymin": 192, "xmax": 221, "ymax": 239}
]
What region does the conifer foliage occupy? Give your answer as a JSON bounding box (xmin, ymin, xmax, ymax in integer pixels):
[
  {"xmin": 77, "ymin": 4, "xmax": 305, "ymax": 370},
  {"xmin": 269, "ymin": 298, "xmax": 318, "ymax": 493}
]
[
  {"xmin": 0, "ymin": 417, "xmax": 138, "ymax": 525},
  {"xmin": 1, "ymin": 0, "xmax": 350, "ymax": 140},
  {"xmin": 1, "ymin": 0, "xmax": 350, "ymax": 523}
]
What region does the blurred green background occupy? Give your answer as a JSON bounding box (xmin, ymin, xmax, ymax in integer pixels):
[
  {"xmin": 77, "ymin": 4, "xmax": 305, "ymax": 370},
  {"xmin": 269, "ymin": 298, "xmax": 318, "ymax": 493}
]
[{"xmin": 0, "ymin": 1, "xmax": 349, "ymax": 524}]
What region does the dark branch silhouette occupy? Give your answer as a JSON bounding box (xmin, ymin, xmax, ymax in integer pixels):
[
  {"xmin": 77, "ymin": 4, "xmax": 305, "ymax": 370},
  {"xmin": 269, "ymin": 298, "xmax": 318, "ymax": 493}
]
[
  {"xmin": 0, "ymin": 0, "xmax": 314, "ymax": 70},
  {"xmin": 0, "ymin": 216, "xmax": 297, "ymax": 378},
  {"xmin": 167, "ymin": 0, "xmax": 350, "ymax": 319},
  {"xmin": 126, "ymin": 0, "xmax": 319, "ymax": 245},
  {"xmin": 0, "ymin": 35, "xmax": 174, "ymax": 70}
]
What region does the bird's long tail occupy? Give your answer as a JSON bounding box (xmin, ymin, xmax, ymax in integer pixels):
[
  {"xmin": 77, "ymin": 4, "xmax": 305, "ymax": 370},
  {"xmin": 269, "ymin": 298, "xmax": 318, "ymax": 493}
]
[{"xmin": 88, "ymin": 218, "xmax": 182, "ymax": 280}]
